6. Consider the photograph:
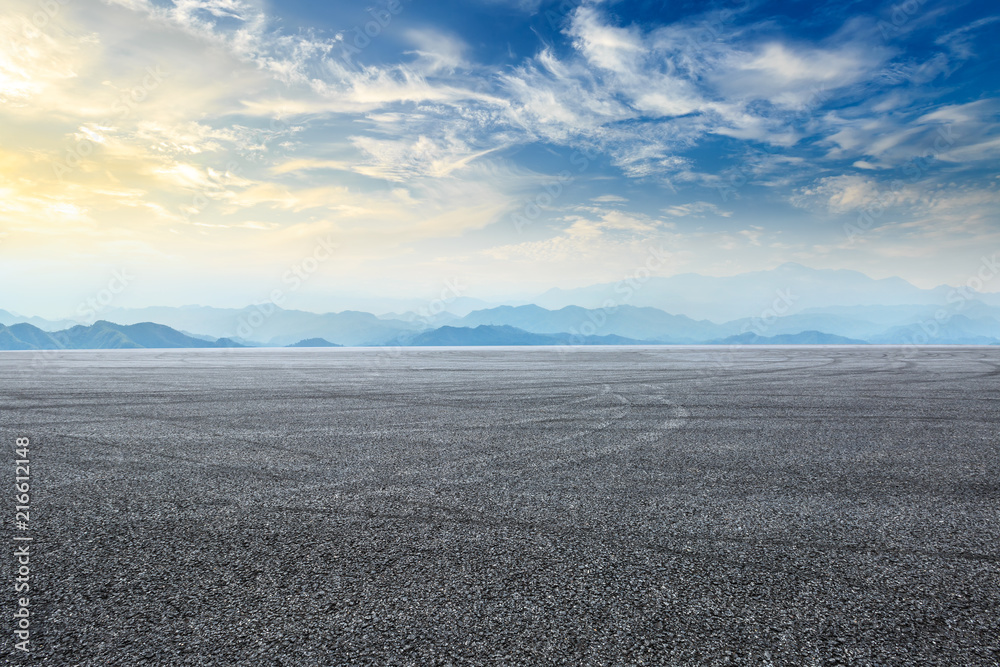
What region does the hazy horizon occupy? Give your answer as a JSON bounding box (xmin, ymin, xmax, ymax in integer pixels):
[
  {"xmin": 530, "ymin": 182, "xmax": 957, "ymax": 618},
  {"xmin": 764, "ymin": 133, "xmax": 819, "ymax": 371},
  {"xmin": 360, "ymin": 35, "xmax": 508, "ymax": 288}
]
[{"xmin": 6, "ymin": 259, "xmax": 1000, "ymax": 323}]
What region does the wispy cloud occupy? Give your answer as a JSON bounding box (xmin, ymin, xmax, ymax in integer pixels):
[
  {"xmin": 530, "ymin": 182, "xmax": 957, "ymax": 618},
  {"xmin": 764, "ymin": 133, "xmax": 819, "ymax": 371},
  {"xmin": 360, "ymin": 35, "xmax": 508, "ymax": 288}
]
[{"xmin": 1, "ymin": 0, "xmax": 996, "ymax": 312}]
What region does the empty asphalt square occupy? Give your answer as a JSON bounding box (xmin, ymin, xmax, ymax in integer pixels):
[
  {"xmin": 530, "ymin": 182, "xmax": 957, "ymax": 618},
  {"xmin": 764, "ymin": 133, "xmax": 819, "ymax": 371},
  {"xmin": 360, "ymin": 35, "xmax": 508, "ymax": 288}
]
[{"xmin": 2, "ymin": 347, "xmax": 998, "ymax": 665}]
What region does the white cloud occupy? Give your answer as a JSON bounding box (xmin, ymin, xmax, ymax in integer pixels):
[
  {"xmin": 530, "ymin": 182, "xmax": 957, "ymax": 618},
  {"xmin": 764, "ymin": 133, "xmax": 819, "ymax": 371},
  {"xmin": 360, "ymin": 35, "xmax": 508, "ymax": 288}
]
[
  {"xmin": 791, "ymin": 175, "xmax": 1000, "ymax": 248},
  {"xmin": 662, "ymin": 201, "xmax": 732, "ymax": 218},
  {"xmin": 568, "ymin": 7, "xmax": 645, "ymax": 75},
  {"xmin": 792, "ymin": 175, "xmax": 886, "ymax": 214},
  {"xmin": 1, "ymin": 0, "xmax": 996, "ymax": 311},
  {"xmin": 491, "ymin": 6, "xmax": 906, "ymax": 186},
  {"xmin": 404, "ymin": 29, "xmax": 469, "ymax": 74},
  {"xmin": 0, "ymin": 12, "xmax": 87, "ymax": 105},
  {"xmin": 484, "ymin": 209, "xmax": 672, "ymax": 264},
  {"xmin": 739, "ymin": 226, "xmax": 764, "ymax": 246},
  {"xmin": 717, "ymin": 33, "xmax": 885, "ymax": 108}
]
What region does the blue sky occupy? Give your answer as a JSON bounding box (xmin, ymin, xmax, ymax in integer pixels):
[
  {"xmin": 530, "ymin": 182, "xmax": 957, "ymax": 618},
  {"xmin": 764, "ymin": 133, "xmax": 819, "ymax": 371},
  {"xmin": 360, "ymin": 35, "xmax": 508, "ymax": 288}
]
[{"xmin": 1, "ymin": 0, "xmax": 998, "ymax": 316}]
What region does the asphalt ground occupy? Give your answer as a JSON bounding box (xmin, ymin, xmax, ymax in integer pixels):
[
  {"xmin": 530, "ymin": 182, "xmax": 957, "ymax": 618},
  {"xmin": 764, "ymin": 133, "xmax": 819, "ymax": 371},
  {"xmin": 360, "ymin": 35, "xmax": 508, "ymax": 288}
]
[{"xmin": 1, "ymin": 346, "xmax": 998, "ymax": 665}]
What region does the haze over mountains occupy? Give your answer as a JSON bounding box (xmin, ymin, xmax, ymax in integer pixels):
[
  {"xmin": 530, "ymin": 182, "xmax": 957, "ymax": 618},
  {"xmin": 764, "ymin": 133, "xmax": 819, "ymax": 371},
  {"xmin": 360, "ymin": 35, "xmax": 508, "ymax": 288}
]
[
  {"xmin": 3, "ymin": 264, "xmax": 999, "ymax": 349},
  {"xmin": 534, "ymin": 263, "xmax": 1000, "ymax": 321}
]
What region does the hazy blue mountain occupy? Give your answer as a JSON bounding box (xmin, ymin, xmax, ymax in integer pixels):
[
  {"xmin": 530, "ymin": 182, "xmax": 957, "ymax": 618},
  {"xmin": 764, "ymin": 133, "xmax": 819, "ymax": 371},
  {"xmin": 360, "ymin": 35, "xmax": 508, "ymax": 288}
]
[
  {"xmin": 228, "ymin": 337, "xmax": 264, "ymax": 347},
  {"xmin": 409, "ymin": 325, "xmax": 547, "ymax": 346},
  {"xmin": 317, "ymin": 295, "xmax": 495, "ymax": 318},
  {"xmin": 0, "ymin": 321, "xmax": 245, "ymax": 350},
  {"xmin": 9, "ymin": 265, "xmax": 995, "ymax": 345},
  {"xmin": 533, "ymin": 263, "xmax": 978, "ymax": 322},
  {"xmin": 456, "ymin": 304, "xmax": 721, "ymax": 342},
  {"xmin": 257, "ymin": 310, "xmax": 415, "ymax": 346},
  {"xmin": 717, "ymin": 313, "xmax": 885, "ymax": 339},
  {"xmin": 68, "ymin": 321, "xmax": 246, "ymax": 349},
  {"xmin": 798, "ymin": 301, "xmax": 1000, "ymax": 325},
  {"xmin": 8, "ymin": 323, "xmax": 67, "ymax": 348},
  {"xmin": 867, "ymin": 314, "xmax": 1000, "ymax": 345},
  {"xmin": 796, "ymin": 304, "xmax": 947, "ymax": 326},
  {"xmin": 101, "ymin": 305, "xmax": 418, "ymax": 346},
  {"xmin": 6, "ymin": 262, "xmax": 1000, "ymax": 347},
  {"xmin": 121, "ymin": 322, "xmax": 224, "ymax": 348},
  {"xmin": 214, "ymin": 338, "xmax": 245, "ymax": 347},
  {"xmin": 454, "ymin": 302, "xmax": 1000, "ymax": 343},
  {"xmin": 376, "ymin": 310, "xmax": 462, "ymax": 327},
  {"xmin": 178, "ymin": 330, "xmax": 218, "ymax": 341},
  {"xmin": 287, "ymin": 338, "xmax": 343, "ymax": 347},
  {"xmin": 0, "ymin": 326, "xmax": 39, "ymax": 350},
  {"xmin": 4, "ymin": 313, "xmax": 998, "ymax": 348},
  {"xmin": 407, "ymin": 325, "xmax": 649, "ymax": 346},
  {"xmin": 101, "ymin": 305, "xmax": 254, "ymax": 336},
  {"xmin": 710, "ymin": 331, "xmax": 868, "ymax": 345},
  {"xmin": 0, "ymin": 321, "xmax": 133, "ymax": 350},
  {"xmin": 0, "ymin": 309, "xmax": 77, "ymax": 331},
  {"xmin": 60, "ymin": 322, "xmax": 140, "ymax": 349}
]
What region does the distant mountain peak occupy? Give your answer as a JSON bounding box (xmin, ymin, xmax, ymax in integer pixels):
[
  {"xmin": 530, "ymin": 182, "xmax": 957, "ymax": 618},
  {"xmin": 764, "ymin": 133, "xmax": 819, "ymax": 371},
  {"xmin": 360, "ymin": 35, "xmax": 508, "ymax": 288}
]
[
  {"xmin": 287, "ymin": 338, "xmax": 343, "ymax": 348},
  {"xmin": 0, "ymin": 320, "xmax": 244, "ymax": 350},
  {"xmin": 530, "ymin": 263, "xmax": 955, "ymax": 321}
]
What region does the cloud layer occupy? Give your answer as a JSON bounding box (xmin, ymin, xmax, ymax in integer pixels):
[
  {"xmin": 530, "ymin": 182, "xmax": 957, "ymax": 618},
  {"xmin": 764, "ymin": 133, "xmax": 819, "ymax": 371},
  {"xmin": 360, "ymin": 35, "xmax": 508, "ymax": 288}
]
[{"xmin": 1, "ymin": 0, "xmax": 998, "ymax": 315}]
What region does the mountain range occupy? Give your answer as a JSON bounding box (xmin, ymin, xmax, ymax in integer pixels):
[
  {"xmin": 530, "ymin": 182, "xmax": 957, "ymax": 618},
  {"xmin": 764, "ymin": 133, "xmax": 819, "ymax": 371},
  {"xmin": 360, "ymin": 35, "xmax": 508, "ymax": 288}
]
[
  {"xmin": 0, "ymin": 320, "xmax": 882, "ymax": 351},
  {"xmin": 0, "ymin": 321, "xmax": 245, "ymax": 350},
  {"xmin": 3, "ymin": 264, "xmax": 999, "ymax": 349},
  {"xmin": 408, "ymin": 325, "xmax": 646, "ymax": 346},
  {"xmin": 1, "ymin": 307, "xmax": 996, "ymax": 350},
  {"xmin": 532, "ymin": 262, "xmax": 1000, "ymax": 322}
]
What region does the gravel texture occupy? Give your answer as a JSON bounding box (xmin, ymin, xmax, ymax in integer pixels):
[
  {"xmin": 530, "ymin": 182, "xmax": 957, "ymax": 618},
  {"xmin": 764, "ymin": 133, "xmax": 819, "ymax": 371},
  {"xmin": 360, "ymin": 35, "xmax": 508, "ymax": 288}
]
[{"xmin": 1, "ymin": 346, "xmax": 998, "ymax": 666}]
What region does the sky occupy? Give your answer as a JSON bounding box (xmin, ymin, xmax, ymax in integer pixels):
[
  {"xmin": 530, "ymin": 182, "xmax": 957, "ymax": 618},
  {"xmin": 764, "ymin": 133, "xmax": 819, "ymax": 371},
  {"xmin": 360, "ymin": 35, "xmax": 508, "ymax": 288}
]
[{"xmin": 1, "ymin": 0, "xmax": 998, "ymax": 317}]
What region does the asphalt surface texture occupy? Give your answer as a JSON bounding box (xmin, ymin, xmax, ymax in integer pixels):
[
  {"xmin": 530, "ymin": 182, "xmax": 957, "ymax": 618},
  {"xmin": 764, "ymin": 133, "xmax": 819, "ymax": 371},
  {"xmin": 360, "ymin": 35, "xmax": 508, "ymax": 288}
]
[{"xmin": 1, "ymin": 346, "xmax": 998, "ymax": 666}]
